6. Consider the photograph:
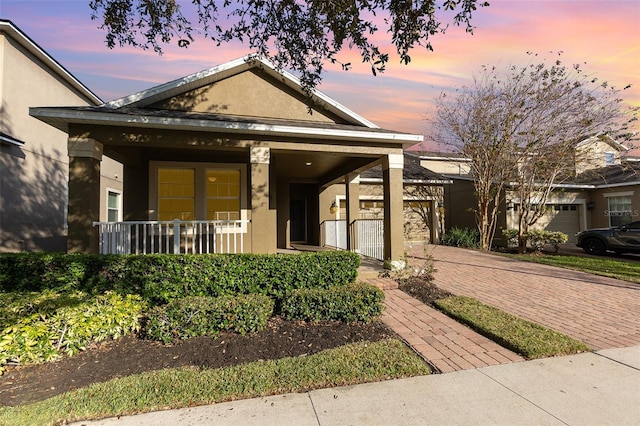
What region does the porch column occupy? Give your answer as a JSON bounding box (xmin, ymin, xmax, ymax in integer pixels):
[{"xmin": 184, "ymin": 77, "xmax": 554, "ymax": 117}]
[
  {"xmin": 383, "ymin": 153, "xmax": 404, "ymax": 268},
  {"xmin": 250, "ymin": 147, "xmax": 276, "ymax": 253},
  {"xmin": 346, "ymin": 173, "xmax": 360, "ymax": 252},
  {"xmin": 67, "ymin": 137, "xmax": 102, "ymax": 253}
]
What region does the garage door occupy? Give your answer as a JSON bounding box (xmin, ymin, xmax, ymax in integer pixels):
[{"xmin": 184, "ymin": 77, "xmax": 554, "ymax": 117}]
[{"xmin": 543, "ymin": 204, "xmax": 581, "ymax": 243}]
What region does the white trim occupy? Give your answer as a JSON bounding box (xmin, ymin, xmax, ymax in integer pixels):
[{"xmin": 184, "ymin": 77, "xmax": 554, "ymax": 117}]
[
  {"xmin": 0, "ymin": 133, "xmax": 24, "ymax": 147},
  {"xmin": 106, "ymin": 188, "xmax": 123, "ymax": 222},
  {"xmin": 603, "ymin": 191, "xmax": 634, "ymax": 198},
  {"xmin": 419, "ymin": 155, "xmax": 472, "ymax": 162},
  {"xmin": 104, "ymin": 55, "xmax": 379, "ymax": 128},
  {"xmin": 29, "ymin": 108, "xmax": 422, "ymax": 144},
  {"xmin": 0, "ymin": 20, "xmax": 102, "ymax": 105}
]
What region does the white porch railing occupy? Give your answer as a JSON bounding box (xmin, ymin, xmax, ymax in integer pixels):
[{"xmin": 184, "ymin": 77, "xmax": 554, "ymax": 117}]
[
  {"xmin": 321, "ymin": 219, "xmax": 347, "ymax": 251},
  {"xmin": 93, "ymin": 220, "xmax": 250, "ymax": 255},
  {"xmin": 321, "ymin": 219, "xmax": 384, "ymax": 260},
  {"xmin": 356, "ymin": 219, "xmax": 384, "ymax": 260}
]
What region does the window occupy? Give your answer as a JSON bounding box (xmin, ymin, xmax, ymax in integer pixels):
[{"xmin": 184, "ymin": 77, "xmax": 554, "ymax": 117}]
[
  {"xmin": 605, "ymin": 152, "xmax": 615, "ymax": 166},
  {"xmin": 206, "ymin": 169, "xmax": 240, "ymax": 220},
  {"xmin": 608, "ymin": 195, "xmax": 633, "ymax": 227},
  {"xmin": 158, "ymin": 168, "xmax": 195, "ymax": 220},
  {"xmin": 107, "ymin": 190, "xmax": 121, "ymax": 222},
  {"xmin": 152, "ymin": 163, "xmax": 244, "ymax": 222}
]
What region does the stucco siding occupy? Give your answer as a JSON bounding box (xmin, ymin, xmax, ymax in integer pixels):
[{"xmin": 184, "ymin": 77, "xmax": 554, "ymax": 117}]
[
  {"xmin": 150, "ymin": 69, "xmax": 340, "ymax": 123},
  {"xmin": 0, "ymin": 29, "xmax": 121, "ymax": 251}
]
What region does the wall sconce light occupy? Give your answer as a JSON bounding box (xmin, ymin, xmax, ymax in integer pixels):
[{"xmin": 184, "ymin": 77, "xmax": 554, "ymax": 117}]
[
  {"xmin": 329, "ymin": 200, "xmax": 338, "ymax": 214},
  {"xmin": 587, "ymin": 202, "xmax": 595, "ymax": 210}
]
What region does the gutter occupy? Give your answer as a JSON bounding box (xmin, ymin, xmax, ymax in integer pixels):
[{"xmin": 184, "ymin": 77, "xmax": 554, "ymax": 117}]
[{"xmin": 29, "ymin": 108, "xmax": 423, "ymax": 145}]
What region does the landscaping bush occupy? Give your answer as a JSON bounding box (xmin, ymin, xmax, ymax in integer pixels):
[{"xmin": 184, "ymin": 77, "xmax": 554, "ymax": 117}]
[
  {"xmin": 145, "ymin": 294, "xmax": 274, "ymax": 343},
  {"xmin": 0, "ymin": 291, "xmax": 145, "ymax": 374},
  {"xmin": 281, "ymin": 282, "xmax": 384, "ymax": 323},
  {"xmin": 440, "ymin": 227, "xmax": 480, "ymax": 248},
  {"xmin": 501, "ymin": 229, "xmax": 568, "ymax": 252},
  {"xmin": 0, "ymin": 251, "xmax": 360, "ymax": 305}
]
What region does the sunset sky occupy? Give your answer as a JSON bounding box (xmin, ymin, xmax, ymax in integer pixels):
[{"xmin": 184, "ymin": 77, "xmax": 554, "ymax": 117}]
[{"xmin": 2, "ymin": 0, "xmax": 639, "ymax": 151}]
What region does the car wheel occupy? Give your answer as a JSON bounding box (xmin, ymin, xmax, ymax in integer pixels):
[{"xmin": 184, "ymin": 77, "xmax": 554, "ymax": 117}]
[{"xmin": 583, "ymin": 238, "xmax": 606, "ymax": 255}]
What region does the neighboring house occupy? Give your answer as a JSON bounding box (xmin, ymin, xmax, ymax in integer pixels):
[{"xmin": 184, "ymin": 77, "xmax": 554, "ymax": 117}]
[
  {"xmin": 30, "ymin": 56, "xmax": 422, "ymax": 264},
  {"xmin": 324, "ymin": 152, "xmax": 450, "ymax": 247},
  {"xmin": 0, "ymin": 20, "xmax": 122, "ymax": 252},
  {"xmin": 418, "ymin": 134, "xmax": 639, "ymax": 243}
]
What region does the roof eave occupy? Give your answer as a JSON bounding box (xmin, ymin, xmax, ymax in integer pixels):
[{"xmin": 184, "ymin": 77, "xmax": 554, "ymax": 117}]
[
  {"xmin": 0, "ymin": 133, "xmax": 25, "ymax": 147},
  {"xmin": 29, "ymin": 108, "xmax": 422, "ymax": 145}
]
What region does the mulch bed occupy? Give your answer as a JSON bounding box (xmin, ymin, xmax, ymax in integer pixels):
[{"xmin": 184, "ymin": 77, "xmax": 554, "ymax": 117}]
[
  {"xmin": 0, "ymin": 317, "xmax": 394, "ymax": 407},
  {"xmin": 398, "ymin": 276, "xmax": 454, "ymax": 307}
]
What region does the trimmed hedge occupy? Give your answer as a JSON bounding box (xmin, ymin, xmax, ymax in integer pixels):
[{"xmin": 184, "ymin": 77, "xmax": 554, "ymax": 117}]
[
  {"xmin": 281, "ymin": 282, "xmax": 384, "ymax": 323},
  {"xmin": 0, "ymin": 251, "xmax": 360, "ymax": 305},
  {"xmin": 144, "ymin": 294, "xmax": 274, "ymax": 343}
]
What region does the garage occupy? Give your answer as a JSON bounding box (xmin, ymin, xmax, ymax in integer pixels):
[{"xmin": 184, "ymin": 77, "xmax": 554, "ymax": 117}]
[{"xmin": 541, "ymin": 204, "xmax": 581, "ymax": 243}]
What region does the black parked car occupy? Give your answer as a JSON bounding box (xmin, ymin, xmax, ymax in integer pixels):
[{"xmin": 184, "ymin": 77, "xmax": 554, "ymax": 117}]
[{"xmin": 576, "ymin": 221, "xmax": 640, "ymax": 255}]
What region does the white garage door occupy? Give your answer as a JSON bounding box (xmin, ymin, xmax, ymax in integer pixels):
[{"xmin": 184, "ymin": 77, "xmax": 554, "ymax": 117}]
[{"xmin": 543, "ymin": 204, "xmax": 581, "ymax": 243}]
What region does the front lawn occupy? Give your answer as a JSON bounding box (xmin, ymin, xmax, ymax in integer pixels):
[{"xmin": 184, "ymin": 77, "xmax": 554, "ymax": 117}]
[
  {"xmin": 0, "ymin": 338, "xmax": 429, "ymax": 426},
  {"xmin": 505, "ymin": 253, "xmax": 640, "ymax": 284}
]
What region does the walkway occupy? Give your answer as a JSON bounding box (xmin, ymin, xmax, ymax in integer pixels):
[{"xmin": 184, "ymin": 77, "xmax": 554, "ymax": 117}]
[
  {"xmin": 361, "ymin": 264, "xmax": 523, "ymax": 373},
  {"xmin": 409, "ymin": 244, "xmax": 640, "ymax": 351}
]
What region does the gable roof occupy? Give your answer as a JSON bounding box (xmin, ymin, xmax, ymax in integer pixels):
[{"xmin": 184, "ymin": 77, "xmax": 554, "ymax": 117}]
[
  {"xmin": 104, "ymin": 55, "xmax": 378, "ymax": 128},
  {"xmin": 30, "ymin": 55, "xmax": 423, "ymax": 147},
  {"xmin": 0, "ymin": 20, "xmax": 102, "ymax": 106}
]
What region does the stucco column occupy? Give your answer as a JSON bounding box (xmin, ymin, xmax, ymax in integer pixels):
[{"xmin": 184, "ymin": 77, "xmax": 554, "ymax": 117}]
[
  {"xmin": 250, "ymin": 147, "xmax": 276, "ymax": 253},
  {"xmin": 346, "ymin": 173, "xmax": 360, "ymax": 252},
  {"xmin": 67, "ymin": 137, "xmax": 103, "ymax": 253},
  {"xmin": 383, "ymin": 153, "xmax": 404, "ymax": 268}
]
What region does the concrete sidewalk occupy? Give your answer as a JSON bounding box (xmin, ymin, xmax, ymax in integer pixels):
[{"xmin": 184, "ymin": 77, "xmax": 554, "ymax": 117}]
[{"xmin": 77, "ymin": 345, "xmax": 640, "ymax": 425}]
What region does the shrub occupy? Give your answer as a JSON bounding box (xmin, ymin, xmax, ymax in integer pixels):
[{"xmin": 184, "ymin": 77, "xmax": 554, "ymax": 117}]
[
  {"xmin": 281, "ymin": 282, "xmax": 384, "ymax": 323},
  {"xmin": 0, "ymin": 251, "xmax": 360, "ymax": 305},
  {"xmin": 0, "ymin": 291, "xmax": 145, "ymax": 373},
  {"xmin": 145, "ymin": 294, "xmax": 274, "ymax": 343},
  {"xmin": 440, "ymin": 227, "xmax": 480, "ymax": 248},
  {"xmin": 501, "ymin": 229, "xmax": 568, "ymax": 252},
  {"xmin": 501, "ymin": 229, "xmax": 519, "ymax": 248}
]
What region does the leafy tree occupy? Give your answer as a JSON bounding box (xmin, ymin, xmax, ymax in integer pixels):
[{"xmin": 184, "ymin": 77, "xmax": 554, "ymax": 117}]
[
  {"xmin": 432, "ymin": 52, "xmax": 638, "ymax": 251},
  {"xmin": 89, "ymin": 0, "xmax": 489, "ymax": 94}
]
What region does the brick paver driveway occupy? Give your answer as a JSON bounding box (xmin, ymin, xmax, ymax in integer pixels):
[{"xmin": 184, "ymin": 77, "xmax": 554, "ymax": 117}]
[{"xmin": 411, "ymin": 244, "xmax": 640, "ymax": 350}]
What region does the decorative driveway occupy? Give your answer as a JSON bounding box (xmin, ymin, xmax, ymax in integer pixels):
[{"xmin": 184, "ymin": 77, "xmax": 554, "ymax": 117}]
[{"xmin": 412, "ymin": 244, "xmax": 640, "ymax": 351}]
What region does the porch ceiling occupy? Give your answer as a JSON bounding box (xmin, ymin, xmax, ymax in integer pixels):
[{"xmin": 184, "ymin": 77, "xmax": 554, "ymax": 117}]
[{"xmin": 273, "ymin": 151, "xmax": 379, "ymax": 184}]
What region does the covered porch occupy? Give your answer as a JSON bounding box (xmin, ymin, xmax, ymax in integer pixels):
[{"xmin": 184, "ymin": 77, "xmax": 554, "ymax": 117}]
[{"xmin": 30, "ymin": 56, "xmax": 422, "ymax": 265}]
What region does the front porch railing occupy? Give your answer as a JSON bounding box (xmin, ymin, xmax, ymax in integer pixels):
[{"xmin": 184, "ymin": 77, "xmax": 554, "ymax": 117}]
[
  {"xmin": 321, "ymin": 219, "xmax": 384, "ymax": 260},
  {"xmin": 356, "ymin": 219, "xmax": 384, "ymax": 260},
  {"xmin": 94, "ymin": 220, "xmax": 250, "ymax": 255}
]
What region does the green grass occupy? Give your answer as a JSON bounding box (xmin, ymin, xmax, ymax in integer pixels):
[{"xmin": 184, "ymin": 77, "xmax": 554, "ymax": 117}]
[
  {"xmin": 505, "ymin": 254, "xmax": 640, "ymax": 284},
  {"xmin": 0, "ymin": 338, "xmax": 429, "ymax": 426},
  {"xmin": 434, "ymin": 296, "xmax": 590, "ymax": 359}
]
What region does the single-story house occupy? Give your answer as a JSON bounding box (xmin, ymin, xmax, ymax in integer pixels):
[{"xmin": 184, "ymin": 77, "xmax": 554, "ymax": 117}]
[
  {"xmin": 30, "ymin": 55, "xmax": 423, "ymax": 265},
  {"xmin": 0, "ymin": 19, "xmax": 123, "ymax": 252}
]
